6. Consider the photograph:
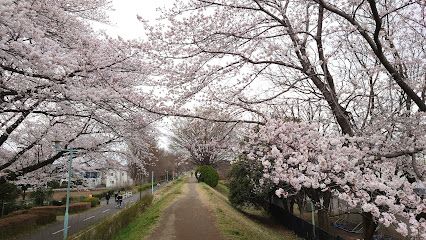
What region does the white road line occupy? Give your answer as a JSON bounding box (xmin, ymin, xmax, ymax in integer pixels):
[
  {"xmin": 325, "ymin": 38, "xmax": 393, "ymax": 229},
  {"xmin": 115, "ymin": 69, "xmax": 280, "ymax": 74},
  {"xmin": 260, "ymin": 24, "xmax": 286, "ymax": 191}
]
[
  {"xmin": 83, "ymin": 215, "xmax": 95, "ymax": 222},
  {"xmin": 102, "ymin": 209, "xmax": 110, "ymax": 213},
  {"xmin": 52, "ymin": 226, "xmax": 71, "ymax": 235}
]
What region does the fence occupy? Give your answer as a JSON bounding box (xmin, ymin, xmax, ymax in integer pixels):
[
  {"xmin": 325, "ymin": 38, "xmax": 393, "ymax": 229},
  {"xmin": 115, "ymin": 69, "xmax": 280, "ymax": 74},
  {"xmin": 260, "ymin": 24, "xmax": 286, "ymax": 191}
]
[{"xmin": 269, "ymin": 203, "xmax": 345, "ymax": 240}]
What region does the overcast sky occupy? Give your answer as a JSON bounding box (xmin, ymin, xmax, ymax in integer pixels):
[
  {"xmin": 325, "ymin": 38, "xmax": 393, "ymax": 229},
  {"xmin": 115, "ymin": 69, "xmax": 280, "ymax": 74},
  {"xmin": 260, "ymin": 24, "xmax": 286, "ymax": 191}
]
[{"xmin": 93, "ymin": 0, "xmax": 170, "ymax": 39}]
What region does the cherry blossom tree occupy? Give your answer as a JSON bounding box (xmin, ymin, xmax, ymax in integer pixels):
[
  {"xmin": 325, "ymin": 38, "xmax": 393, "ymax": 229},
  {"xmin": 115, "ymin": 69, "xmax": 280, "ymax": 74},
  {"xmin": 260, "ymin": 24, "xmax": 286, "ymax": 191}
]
[
  {"xmin": 241, "ymin": 119, "xmax": 425, "ymax": 238},
  {"xmin": 0, "ymin": 0, "xmax": 154, "ymax": 183},
  {"xmin": 169, "ymin": 110, "xmax": 239, "ymax": 166}
]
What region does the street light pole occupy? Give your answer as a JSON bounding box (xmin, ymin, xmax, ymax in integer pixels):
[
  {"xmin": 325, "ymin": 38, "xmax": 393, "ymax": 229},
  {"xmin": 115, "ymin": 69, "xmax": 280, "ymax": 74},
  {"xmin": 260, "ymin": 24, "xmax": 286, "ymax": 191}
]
[
  {"xmin": 139, "ymin": 172, "xmax": 142, "ymax": 200},
  {"xmin": 151, "ymin": 171, "xmax": 154, "ymax": 194},
  {"xmin": 311, "ymin": 200, "xmax": 315, "ymax": 239},
  {"xmin": 53, "ymin": 141, "xmax": 76, "ymax": 240},
  {"xmin": 63, "ymin": 149, "xmax": 75, "ymax": 240}
]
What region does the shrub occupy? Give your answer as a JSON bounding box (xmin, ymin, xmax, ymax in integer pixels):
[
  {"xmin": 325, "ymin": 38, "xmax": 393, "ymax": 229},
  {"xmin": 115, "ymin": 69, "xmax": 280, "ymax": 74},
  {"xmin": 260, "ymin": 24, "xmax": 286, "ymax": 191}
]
[
  {"xmin": 30, "ymin": 188, "xmax": 53, "ymax": 206},
  {"xmin": 0, "ymin": 182, "xmax": 19, "ymax": 202},
  {"xmin": 82, "ymin": 197, "xmax": 100, "ymax": 207},
  {"xmin": 68, "ymin": 202, "xmax": 92, "ymax": 213},
  {"xmin": 0, "ymin": 201, "xmax": 18, "ymax": 217},
  {"xmin": 93, "ymin": 190, "xmax": 114, "ymax": 200},
  {"xmin": 32, "ymin": 202, "xmax": 91, "ymax": 215},
  {"xmin": 0, "ymin": 182, "xmax": 19, "ymax": 216},
  {"xmin": 0, "ymin": 210, "xmax": 55, "ymax": 239},
  {"xmin": 0, "ymin": 214, "xmax": 38, "ymax": 238},
  {"xmin": 228, "ymin": 158, "xmax": 273, "ymax": 210},
  {"xmin": 196, "ymin": 165, "xmax": 219, "ymax": 187},
  {"xmin": 92, "ymin": 192, "xmax": 105, "ymax": 200},
  {"xmin": 30, "ymin": 210, "xmax": 56, "ymax": 225},
  {"xmin": 61, "ymin": 195, "xmax": 85, "ymax": 204},
  {"xmin": 72, "ymin": 194, "xmax": 153, "ymax": 240},
  {"xmin": 229, "ymin": 161, "xmax": 255, "ymax": 208}
]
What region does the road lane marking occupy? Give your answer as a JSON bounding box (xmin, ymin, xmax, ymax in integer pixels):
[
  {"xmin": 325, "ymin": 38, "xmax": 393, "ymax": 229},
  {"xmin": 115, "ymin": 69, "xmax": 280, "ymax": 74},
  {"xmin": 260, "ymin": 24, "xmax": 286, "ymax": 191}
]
[
  {"xmin": 102, "ymin": 209, "xmax": 110, "ymax": 213},
  {"xmin": 83, "ymin": 215, "xmax": 95, "ymax": 221},
  {"xmin": 52, "ymin": 226, "xmax": 71, "ymax": 235}
]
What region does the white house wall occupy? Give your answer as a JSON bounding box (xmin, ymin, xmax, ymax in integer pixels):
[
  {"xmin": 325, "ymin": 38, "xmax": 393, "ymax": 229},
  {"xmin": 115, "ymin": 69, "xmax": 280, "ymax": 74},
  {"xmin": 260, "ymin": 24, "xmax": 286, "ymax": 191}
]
[{"xmin": 105, "ymin": 169, "xmax": 133, "ymax": 188}]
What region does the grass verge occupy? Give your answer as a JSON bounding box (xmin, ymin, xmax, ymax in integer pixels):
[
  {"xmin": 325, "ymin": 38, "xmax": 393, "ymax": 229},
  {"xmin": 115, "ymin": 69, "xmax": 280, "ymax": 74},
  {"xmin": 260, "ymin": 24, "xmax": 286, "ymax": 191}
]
[
  {"xmin": 70, "ymin": 194, "xmax": 153, "ymax": 240},
  {"xmin": 134, "ymin": 182, "xmax": 156, "ymax": 193},
  {"xmin": 215, "ymin": 181, "xmax": 230, "ymax": 197},
  {"xmin": 198, "ymin": 183, "xmax": 299, "ymax": 240},
  {"xmin": 112, "ymin": 177, "xmax": 185, "ymax": 240}
]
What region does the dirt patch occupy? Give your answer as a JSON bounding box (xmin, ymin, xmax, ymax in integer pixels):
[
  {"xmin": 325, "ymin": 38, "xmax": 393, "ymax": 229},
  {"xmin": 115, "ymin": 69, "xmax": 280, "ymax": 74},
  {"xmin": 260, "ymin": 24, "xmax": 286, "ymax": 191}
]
[{"xmin": 148, "ymin": 178, "xmax": 223, "ymax": 240}]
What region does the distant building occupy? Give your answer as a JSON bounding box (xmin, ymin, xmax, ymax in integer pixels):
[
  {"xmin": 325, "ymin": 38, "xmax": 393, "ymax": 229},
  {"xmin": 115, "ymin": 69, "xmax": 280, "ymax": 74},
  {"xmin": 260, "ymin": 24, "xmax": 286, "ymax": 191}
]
[
  {"xmin": 104, "ymin": 168, "xmax": 133, "ymax": 188},
  {"xmin": 81, "ymin": 167, "xmax": 133, "ymax": 189},
  {"xmin": 82, "ymin": 171, "xmax": 102, "ymax": 189}
]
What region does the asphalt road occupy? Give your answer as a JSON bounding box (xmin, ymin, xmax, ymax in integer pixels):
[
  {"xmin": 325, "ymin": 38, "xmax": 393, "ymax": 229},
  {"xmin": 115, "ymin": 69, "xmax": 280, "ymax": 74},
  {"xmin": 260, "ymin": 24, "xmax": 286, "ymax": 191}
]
[{"xmin": 15, "ymin": 188, "xmax": 155, "ymax": 240}]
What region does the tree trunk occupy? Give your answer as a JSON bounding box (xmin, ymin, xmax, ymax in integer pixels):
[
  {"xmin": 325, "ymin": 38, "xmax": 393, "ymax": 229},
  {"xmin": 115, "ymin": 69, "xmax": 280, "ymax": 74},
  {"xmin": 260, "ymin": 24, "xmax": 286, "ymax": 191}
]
[{"xmin": 363, "ymin": 212, "xmax": 378, "ymax": 240}]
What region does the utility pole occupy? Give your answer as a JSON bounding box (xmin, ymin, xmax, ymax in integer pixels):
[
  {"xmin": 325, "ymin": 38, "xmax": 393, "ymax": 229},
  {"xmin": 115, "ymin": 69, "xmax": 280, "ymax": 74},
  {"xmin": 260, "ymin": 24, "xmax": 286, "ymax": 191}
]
[
  {"xmin": 139, "ymin": 173, "xmax": 142, "ymax": 200},
  {"xmin": 311, "ymin": 200, "xmax": 315, "ymax": 238},
  {"xmin": 151, "ymin": 171, "xmax": 154, "ymax": 194}
]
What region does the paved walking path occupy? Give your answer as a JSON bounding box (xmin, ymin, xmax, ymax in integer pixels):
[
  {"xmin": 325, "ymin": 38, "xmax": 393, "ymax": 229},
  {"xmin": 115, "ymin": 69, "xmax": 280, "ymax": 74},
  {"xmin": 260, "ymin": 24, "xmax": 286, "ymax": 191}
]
[{"xmin": 148, "ymin": 178, "xmax": 222, "ymax": 240}]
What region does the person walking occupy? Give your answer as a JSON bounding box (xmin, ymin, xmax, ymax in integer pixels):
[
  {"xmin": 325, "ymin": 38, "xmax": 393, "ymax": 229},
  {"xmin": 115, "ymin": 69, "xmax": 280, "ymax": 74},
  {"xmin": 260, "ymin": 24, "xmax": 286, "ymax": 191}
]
[
  {"xmin": 117, "ymin": 192, "xmax": 123, "ymax": 208},
  {"xmin": 106, "ymin": 192, "xmax": 111, "ymax": 205}
]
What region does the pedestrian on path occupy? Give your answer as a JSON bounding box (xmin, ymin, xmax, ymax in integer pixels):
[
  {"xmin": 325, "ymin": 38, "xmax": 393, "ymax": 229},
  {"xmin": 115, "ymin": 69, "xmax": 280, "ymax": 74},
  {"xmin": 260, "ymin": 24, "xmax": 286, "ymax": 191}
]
[
  {"xmin": 106, "ymin": 192, "xmax": 111, "ymax": 205},
  {"xmin": 117, "ymin": 192, "xmax": 123, "ymax": 208}
]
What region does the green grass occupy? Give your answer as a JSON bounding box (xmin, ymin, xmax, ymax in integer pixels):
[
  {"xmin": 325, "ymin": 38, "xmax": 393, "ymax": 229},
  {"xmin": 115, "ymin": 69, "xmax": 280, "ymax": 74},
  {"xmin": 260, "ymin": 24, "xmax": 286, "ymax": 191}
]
[
  {"xmin": 112, "ymin": 178, "xmax": 185, "ymax": 240},
  {"xmin": 134, "ymin": 182, "xmax": 156, "ymax": 193},
  {"xmin": 70, "ymin": 195, "xmax": 153, "ymax": 240},
  {"xmin": 215, "ymin": 181, "xmax": 230, "ymax": 197},
  {"xmin": 198, "ymin": 183, "xmax": 298, "ymax": 240}
]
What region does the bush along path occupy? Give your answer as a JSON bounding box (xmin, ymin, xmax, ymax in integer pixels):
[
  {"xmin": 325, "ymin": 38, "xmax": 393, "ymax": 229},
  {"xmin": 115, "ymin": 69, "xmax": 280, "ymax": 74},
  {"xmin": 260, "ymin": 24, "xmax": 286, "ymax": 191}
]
[{"xmin": 147, "ymin": 177, "xmax": 223, "ymax": 240}]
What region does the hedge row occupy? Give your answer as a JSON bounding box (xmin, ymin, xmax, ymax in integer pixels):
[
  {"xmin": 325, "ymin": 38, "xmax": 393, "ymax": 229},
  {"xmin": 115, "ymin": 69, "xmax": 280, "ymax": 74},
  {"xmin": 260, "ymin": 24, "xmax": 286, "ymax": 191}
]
[
  {"xmin": 81, "ymin": 197, "xmax": 100, "ymax": 207},
  {"xmin": 92, "ymin": 190, "xmax": 112, "ymax": 200},
  {"xmin": 0, "ymin": 211, "xmax": 56, "ymax": 239},
  {"xmin": 71, "ymin": 194, "xmax": 153, "ymax": 240},
  {"xmin": 31, "ymin": 202, "xmax": 91, "ymax": 215}
]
